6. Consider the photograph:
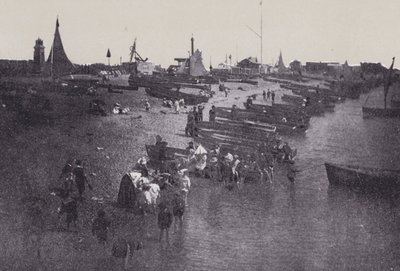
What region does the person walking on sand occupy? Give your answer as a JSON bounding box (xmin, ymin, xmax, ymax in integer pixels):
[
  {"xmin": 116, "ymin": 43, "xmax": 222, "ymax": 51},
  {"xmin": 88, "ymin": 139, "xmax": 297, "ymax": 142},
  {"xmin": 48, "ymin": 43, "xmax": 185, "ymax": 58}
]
[
  {"xmin": 271, "ymin": 91, "xmax": 276, "ymax": 103},
  {"xmin": 267, "ymin": 89, "xmax": 271, "ymax": 100},
  {"xmin": 158, "ymin": 203, "xmax": 173, "ymax": 243},
  {"xmin": 92, "ymin": 209, "xmax": 111, "ymax": 245},
  {"xmin": 73, "ymin": 160, "xmax": 93, "ymax": 199}
]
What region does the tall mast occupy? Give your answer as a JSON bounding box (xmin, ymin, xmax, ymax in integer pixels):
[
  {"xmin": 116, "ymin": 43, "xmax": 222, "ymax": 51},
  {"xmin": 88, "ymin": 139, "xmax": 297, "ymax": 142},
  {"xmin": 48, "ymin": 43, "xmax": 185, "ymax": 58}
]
[{"xmin": 260, "ymin": 0, "xmax": 263, "ymax": 65}]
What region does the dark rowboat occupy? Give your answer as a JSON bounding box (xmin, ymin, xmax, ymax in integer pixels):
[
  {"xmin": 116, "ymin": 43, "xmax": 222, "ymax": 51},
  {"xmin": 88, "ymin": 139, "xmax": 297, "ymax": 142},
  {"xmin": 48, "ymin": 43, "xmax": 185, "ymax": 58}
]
[
  {"xmin": 145, "ymin": 145, "xmax": 189, "ymax": 168},
  {"xmin": 325, "ymin": 162, "xmax": 400, "ymax": 193}
]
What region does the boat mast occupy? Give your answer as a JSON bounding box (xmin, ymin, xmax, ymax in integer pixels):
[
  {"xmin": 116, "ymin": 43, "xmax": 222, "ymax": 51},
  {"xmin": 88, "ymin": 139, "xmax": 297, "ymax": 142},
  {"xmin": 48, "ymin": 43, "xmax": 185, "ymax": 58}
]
[{"xmin": 260, "ymin": 0, "xmax": 263, "ymax": 65}]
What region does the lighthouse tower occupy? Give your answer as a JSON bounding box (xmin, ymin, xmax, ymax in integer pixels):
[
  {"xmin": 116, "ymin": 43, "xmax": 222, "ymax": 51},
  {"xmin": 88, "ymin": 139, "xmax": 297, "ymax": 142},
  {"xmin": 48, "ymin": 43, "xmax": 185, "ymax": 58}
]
[{"xmin": 33, "ymin": 38, "xmax": 45, "ymax": 73}]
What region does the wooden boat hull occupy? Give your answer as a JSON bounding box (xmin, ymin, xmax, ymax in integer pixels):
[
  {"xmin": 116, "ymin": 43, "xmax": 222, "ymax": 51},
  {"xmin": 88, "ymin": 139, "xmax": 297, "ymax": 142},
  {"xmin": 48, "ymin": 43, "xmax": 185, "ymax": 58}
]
[
  {"xmin": 325, "ymin": 162, "xmax": 400, "ymax": 193},
  {"xmin": 362, "ymin": 106, "xmax": 400, "ymax": 118},
  {"xmin": 145, "ymin": 87, "xmax": 209, "ymax": 105}
]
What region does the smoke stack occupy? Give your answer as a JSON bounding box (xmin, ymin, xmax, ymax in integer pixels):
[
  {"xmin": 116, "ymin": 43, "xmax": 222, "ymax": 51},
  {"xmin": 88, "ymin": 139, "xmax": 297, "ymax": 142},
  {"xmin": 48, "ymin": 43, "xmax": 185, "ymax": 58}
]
[{"xmin": 191, "ymin": 36, "xmax": 194, "ymax": 56}]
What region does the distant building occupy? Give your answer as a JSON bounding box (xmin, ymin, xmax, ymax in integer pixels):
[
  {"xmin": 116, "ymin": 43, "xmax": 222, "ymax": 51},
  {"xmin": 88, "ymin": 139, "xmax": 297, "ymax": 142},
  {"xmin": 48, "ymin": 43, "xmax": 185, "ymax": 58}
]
[
  {"xmin": 33, "ymin": 38, "xmax": 45, "ymax": 73},
  {"xmin": 276, "ymin": 51, "xmax": 287, "ymax": 73},
  {"xmin": 360, "ymin": 62, "xmax": 387, "ymax": 75},
  {"xmin": 289, "ymin": 60, "xmax": 302, "ymax": 74},
  {"xmin": 237, "ymin": 57, "xmax": 260, "ymax": 70},
  {"xmin": 305, "ymin": 61, "xmax": 341, "ymax": 74}
]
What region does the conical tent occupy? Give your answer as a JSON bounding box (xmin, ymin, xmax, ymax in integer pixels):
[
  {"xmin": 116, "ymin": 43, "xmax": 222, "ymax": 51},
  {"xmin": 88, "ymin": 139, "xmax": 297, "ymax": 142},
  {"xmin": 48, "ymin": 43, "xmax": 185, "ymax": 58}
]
[{"xmin": 46, "ymin": 18, "xmax": 74, "ymax": 76}]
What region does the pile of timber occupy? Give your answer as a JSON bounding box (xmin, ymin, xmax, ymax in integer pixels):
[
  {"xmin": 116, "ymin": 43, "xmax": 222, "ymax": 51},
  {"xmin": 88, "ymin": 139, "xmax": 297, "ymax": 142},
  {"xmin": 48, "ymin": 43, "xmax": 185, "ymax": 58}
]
[
  {"xmin": 145, "ymin": 86, "xmax": 209, "ymax": 105},
  {"xmin": 128, "ymin": 75, "xmax": 211, "ymax": 91},
  {"xmin": 194, "ymin": 119, "xmax": 277, "ymax": 156},
  {"xmin": 215, "ymin": 106, "xmax": 309, "ymax": 135},
  {"xmin": 96, "ymin": 84, "xmax": 139, "ymax": 91}
]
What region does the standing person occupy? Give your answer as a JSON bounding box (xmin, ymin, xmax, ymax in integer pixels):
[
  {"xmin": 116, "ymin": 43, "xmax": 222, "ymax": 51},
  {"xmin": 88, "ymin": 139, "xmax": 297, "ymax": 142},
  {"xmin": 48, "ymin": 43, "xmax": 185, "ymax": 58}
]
[
  {"xmin": 262, "ymin": 90, "xmax": 266, "ymax": 100},
  {"xmin": 178, "ymin": 169, "xmax": 191, "ymax": 205},
  {"xmin": 58, "ymin": 192, "xmax": 78, "ymax": 231},
  {"xmin": 246, "ymin": 96, "xmax": 253, "ymax": 109},
  {"xmin": 271, "ymin": 91, "xmax": 276, "ymax": 103},
  {"xmin": 58, "ymin": 161, "xmax": 74, "ymax": 195},
  {"xmin": 209, "ymin": 105, "xmax": 216, "ymax": 122},
  {"xmin": 144, "ymin": 99, "xmax": 150, "ymax": 111},
  {"xmin": 111, "ymin": 237, "xmax": 135, "ymax": 271},
  {"xmin": 287, "ymin": 164, "xmax": 299, "ymax": 182},
  {"xmin": 73, "ymin": 160, "xmax": 92, "ymax": 199},
  {"xmin": 158, "ymin": 203, "xmax": 173, "ymax": 243},
  {"xmin": 185, "ymin": 109, "xmax": 195, "ymax": 137},
  {"xmin": 193, "ymin": 106, "xmax": 199, "ymax": 123},
  {"xmin": 92, "ymin": 209, "xmax": 111, "ymax": 245},
  {"xmin": 197, "ymin": 105, "xmax": 204, "ymax": 122},
  {"xmin": 230, "ymin": 105, "xmax": 239, "ymax": 120},
  {"xmin": 172, "ymin": 192, "xmax": 185, "ymax": 231},
  {"xmin": 174, "ymin": 99, "xmax": 180, "ymax": 114},
  {"xmin": 224, "ymin": 86, "xmax": 228, "ymax": 97},
  {"xmin": 267, "ymin": 89, "xmax": 271, "ymax": 100}
]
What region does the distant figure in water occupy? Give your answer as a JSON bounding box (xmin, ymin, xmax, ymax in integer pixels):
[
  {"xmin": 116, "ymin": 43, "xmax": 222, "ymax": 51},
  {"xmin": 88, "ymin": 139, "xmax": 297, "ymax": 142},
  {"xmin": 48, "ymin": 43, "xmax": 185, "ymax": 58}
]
[
  {"xmin": 271, "ymin": 91, "xmax": 276, "ymax": 103},
  {"xmin": 158, "ymin": 203, "xmax": 173, "ymax": 243},
  {"xmin": 263, "ymin": 90, "xmax": 266, "ymax": 100}
]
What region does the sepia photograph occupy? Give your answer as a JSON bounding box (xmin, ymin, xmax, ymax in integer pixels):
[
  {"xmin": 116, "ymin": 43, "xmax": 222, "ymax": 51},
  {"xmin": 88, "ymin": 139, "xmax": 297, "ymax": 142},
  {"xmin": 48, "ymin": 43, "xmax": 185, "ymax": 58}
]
[{"xmin": 1, "ymin": 0, "xmax": 400, "ymax": 270}]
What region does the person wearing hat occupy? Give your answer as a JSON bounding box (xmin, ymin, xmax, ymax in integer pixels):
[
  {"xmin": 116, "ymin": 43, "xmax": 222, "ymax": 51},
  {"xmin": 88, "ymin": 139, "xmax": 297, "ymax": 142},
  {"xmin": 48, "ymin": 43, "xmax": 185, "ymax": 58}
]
[
  {"xmin": 73, "ymin": 160, "xmax": 93, "ymax": 199},
  {"xmin": 135, "ymin": 157, "xmax": 149, "ymax": 177},
  {"xmin": 209, "ymin": 105, "xmax": 216, "ymax": 122},
  {"xmin": 186, "ymin": 142, "xmax": 195, "ymax": 151},
  {"xmin": 92, "ymin": 209, "xmax": 111, "ymax": 245}
]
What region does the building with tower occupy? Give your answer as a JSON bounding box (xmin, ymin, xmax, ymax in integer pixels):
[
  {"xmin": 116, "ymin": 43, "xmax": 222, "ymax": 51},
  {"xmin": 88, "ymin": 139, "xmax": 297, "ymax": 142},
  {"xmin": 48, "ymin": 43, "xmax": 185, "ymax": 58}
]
[{"xmin": 33, "ymin": 38, "xmax": 45, "ymax": 73}]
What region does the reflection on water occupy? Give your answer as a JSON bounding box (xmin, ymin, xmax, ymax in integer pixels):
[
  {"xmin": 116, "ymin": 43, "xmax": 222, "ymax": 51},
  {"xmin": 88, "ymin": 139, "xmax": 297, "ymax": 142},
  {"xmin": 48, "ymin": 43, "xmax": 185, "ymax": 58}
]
[{"xmin": 143, "ymin": 89, "xmax": 400, "ymax": 270}]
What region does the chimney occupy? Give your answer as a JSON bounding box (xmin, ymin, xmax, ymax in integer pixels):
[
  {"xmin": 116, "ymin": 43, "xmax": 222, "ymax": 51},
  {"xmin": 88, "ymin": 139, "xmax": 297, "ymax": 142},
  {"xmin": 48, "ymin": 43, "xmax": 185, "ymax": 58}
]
[{"xmin": 191, "ymin": 35, "xmax": 194, "ymax": 56}]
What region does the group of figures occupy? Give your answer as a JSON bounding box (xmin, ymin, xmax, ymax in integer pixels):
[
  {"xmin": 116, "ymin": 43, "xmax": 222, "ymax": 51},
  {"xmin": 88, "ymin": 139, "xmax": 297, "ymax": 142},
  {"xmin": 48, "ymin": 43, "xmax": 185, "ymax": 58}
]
[{"xmin": 185, "ymin": 105, "xmax": 205, "ymax": 136}]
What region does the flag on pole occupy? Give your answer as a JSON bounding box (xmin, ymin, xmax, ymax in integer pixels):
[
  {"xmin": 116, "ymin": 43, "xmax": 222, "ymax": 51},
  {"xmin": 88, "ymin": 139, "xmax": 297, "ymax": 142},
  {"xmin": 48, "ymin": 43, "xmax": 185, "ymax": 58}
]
[{"xmin": 384, "ymin": 57, "xmax": 395, "ymax": 109}]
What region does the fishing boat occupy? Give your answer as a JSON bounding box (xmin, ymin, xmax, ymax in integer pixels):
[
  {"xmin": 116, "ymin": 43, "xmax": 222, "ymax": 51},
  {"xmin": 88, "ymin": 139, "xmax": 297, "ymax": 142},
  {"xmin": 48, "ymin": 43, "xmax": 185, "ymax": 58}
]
[
  {"xmin": 325, "ymin": 162, "xmax": 400, "ymax": 193},
  {"xmin": 145, "ymin": 86, "xmax": 209, "ymax": 105}
]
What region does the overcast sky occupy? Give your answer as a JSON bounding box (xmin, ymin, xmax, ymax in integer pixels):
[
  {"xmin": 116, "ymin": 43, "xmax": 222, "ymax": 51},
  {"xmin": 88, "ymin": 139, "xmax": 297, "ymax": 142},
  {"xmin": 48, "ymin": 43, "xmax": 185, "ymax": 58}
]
[{"xmin": 1, "ymin": 0, "xmax": 399, "ymax": 68}]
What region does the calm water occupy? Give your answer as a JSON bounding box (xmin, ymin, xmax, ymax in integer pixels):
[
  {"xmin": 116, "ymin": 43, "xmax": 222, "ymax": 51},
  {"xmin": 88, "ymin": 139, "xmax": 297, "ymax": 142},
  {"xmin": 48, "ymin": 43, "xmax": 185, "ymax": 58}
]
[{"xmin": 141, "ymin": 86, "xmax": 400, "ymax": 271}]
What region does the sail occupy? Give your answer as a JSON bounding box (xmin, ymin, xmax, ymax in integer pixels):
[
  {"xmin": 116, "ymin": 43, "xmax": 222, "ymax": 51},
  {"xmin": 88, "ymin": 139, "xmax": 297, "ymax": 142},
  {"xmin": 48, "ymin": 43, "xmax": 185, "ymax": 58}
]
[
  {"xmin": 46, "ymin": 18, "xmax": 74, "ymax": 76},
  {"xmin": 384, "ymin": 57, "xmax": 395, "ymax": 109}
]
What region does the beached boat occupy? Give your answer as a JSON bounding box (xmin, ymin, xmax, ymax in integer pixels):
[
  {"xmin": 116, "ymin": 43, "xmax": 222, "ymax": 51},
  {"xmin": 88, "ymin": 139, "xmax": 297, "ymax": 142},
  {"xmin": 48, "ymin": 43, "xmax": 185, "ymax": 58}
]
[
  {"xmin": 145, "ymin": 86, "xmax": 209, "ymax": 105},
  {"xmin": 325, "ymin": 162, "xmax": 400, "ymax": 193},
  {"xmin": 145, "ymin": 145, "xmax": 188, "ymax": 164}
]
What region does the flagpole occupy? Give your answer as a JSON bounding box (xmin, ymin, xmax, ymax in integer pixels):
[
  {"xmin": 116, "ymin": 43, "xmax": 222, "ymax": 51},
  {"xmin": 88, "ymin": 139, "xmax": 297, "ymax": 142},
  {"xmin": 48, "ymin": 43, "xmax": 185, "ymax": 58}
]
[{"xmin": 260, "ymin": 0, "xmax": 263, "ymax": 65}]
